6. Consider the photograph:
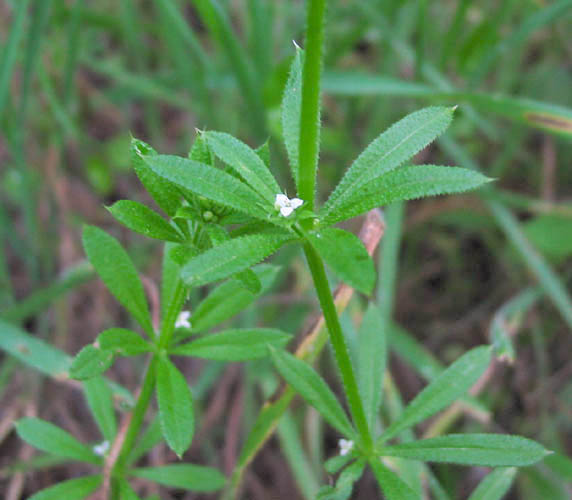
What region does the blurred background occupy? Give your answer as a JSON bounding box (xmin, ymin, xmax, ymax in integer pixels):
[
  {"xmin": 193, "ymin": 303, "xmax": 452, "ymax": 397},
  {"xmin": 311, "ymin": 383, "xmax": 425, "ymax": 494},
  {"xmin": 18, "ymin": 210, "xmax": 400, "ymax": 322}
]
[{"xmin": 0, "ymin": 0, "xmax": 571, "ymax": 498}]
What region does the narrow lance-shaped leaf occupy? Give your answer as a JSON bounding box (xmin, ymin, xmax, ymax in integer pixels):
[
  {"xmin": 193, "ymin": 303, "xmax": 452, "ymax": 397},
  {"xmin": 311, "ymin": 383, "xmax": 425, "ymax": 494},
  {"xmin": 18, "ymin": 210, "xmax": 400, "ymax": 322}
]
[
  {"xmin": 281, "ymin": 46, "xmax": 303, "ymax": 188},
  {"xmin": 180, "ymin": 233, "xmax": 292, "ymax": 287},
  {"xmin": 16, "ymin": 418, "xmax": 100, "ymax": 464},
  {"xmin": 381, "ymin": 434, "xmax": 550, "ymax": 467},
  {"xmin": 118, "ymin": 480, "xmax": 142, "ymax": 500},
  {"xmin": 131, "ymin": 464, "xmax": 225, "ymax": 492},
  {"xmin": 368, "ymin": 458, "xmax": 418, "ymax": 500},
  {"xmin": 28, "ymin": 475, "xmax": 102, "ymax": 500},
  {"xmin": 107, "ymin": 200, "xmax": 184, "ymax": 242},
  {"xmin": 326, "ymin": 165, "xmax": 491, "ymax": 226},
  {"xmin": 143, "ymin": 154, "xmax": 270, "ymax": 221},
  {"xmin": 0, "ymin": 318, "xmax": 71, "ymax": 378},
  {"xmin": 321, "ymin": 106, "xmax": 456, "ymax": 220},
  {"xmin": 172, "ymin": 328, "xmax": 291, "ymax": 361},
  {"xmin": 379, "ymin": 346, "xmax": 491, "ymax": 443},
  {"xmin": 69, "ymin": 344, "xmax": 114, "ymax": 381},
  {"xmin": 161, "ymin": 242, "xmax": 181, "ymax": 323},
  {"xmin": 97, "ymin": 328, "xmax": 153, "ymax": 356},
  {"xmin": 270, "ymin": 348, "xmax": 355, "ymax": 437},
  {"xmin": 358, "ymin": 304, "xmax": 386, "ymax": 433},
  {"xmin": 191, "ymin": 264, "xmax": 279, "ymax": 333},
  {"xmin": 156, "ymin": 357, "xmax": 194, "ymax": 458},
  {"xmin": 307, "ymin": 228, "xmax": 376, "ymax": 294},
  {"xmin": 131, "ymin": 137, "xmax": 181, "ymax": 217},
  {"xmin": 468, "ymin": 467, "xmax": 517, "ymax": 500},
  {"xmin": 204, "ymin": 131, "xmax": 280, "ymax": 203},
  {"xmin": 82, "ymin": 226, "xmax": 153, "ymax": 336},
  {"xmin": 84, "ymin": 377, "xmax": 117, "ymax": 442}
]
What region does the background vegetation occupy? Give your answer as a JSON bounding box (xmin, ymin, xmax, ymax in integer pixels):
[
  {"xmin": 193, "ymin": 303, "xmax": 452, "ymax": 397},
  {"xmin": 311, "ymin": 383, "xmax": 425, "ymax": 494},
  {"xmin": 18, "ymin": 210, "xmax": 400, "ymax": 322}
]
[{"xmin": 1, "ymin": 0, "xmax": 571, "ymax": 498}]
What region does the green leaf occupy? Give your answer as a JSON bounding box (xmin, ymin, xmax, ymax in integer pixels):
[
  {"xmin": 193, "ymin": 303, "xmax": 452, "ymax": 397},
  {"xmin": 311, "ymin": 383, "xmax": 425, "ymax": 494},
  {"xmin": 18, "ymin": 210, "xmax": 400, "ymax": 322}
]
[
  {"xmin": 369, "ymin": 458, "xmax": 417, "ymax": 500},
  {"xmin": 270, "ymin": 348, "xmax": 354, "ymax": 437},
  {"xmin": 381, "ymin": 434, "xmax": 549, "ymax": 467},
  {"xmin": 118, "ymin": 480, "xmax": 142, "ymax": 500},
  {"xmin": 180, "ymin": 233, "xmax": 292, "ymax": 287},
  {"xmin": 130, "ymin": 464, "xmax": 225, "ymax": 492},
  {"xmin": 281, "ymin": 46, "xmax": 303, "ymax": 188},
  {"xmin": 321, "ymin": 107, "xmax": 456, "ymax": 220},
  {"xmin": 191, "ymin": 264, "xmax": 279, "ymax": 333},
  {"xmin": 468, "ymin": 467, "xmax": 517, "ymax": 500},
  {"xmin": 28, "ymin": 475, "xmax": 102, "ymax": 500},
  {"xmin": 97, "ymin": 328, "xmax": 153, "ymax": 356},
  {"xmin": 307, "ymin": 228, "xmax": 375, "ymax": 294},
  {"xmin": 16, "ymin": 418, "xmax": 99, "ymax": 464},
  {"xmin": 523, "ymin": 215, "xmax": 572, "ymax": 262},
  {"xmin": 189, "ymin": 132, "xmax": 213, "ymax": 164},
  {"xmin": 84, "ymin": 377, "xmax": 117, "ymax": 442},
  {"xmin": 131, "ymin": 137, "xmax": 181, "ymax": 217},
  {"xmin": 358, "ymin": 304, "xmax": 386, "ymax": 433},
  {"xmin": 0, "ymin": 317, "xmax": 71, "ymax": 378},
  {"xmin": 82, "ymin": 226, "xmax": 153, "ymax": 336},
  {"xmin": 172, "ymin": 328, "xmax": 291, "ymax": 361},
  {"xmin": 326, "ymin": 165, "xmax": 491, "ymax": 226},
  {"xmin": 324, "ymin": 454, "xmax": 353, "ymax": 474},
  {"xmin": 255, "ymin": 140, "xmax": 270, "ymax": 168},
  {"xmin": 317, "ymin": 459, "xmax": 366, "ymax": 500},
  {"xmin": 379, "ymin": 346, "xmax": 491, "ymax": 442},
  {"xmin": 204, "ymin": 131, "xmax": 280, "ymax": 203},
  {"xmin": 235, "ymin": 268, "xmax": 262, "ymax": 294},
  {"xmin": 161, "ymin": 242, "xmax": 182, "ymax": 322},
  {"xmin": 156, "ymin": 357, "xmax": 194, "ymax": 457},
  {"xmin": 107, "ymin": 200, "xmax": 184, "ymax": 242},
  {"xmin": 69, "ymin": 345, "xmax": 114, "ymax": 381},
  {"xmin": 143, "ymin": 154, "xmax": 270, "ymax": 221}
]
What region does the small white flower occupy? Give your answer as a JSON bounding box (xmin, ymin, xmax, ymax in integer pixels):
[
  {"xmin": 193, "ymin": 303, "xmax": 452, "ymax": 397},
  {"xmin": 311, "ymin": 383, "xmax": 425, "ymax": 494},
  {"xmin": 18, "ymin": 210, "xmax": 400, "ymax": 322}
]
[
  {"xmin": 93, "ymin": 440, "xmax": 110, "ymax": 456},
  {"xmin": 175, "ymin": 310, "xmax": 191, "ymax": 329},
  {"xmin": 275, "ymin": 194, "xmax": 303, "ymax": 217},
  {"xmin": 339, "ymin": 439, "xmax": 354, "ymax": 456}
]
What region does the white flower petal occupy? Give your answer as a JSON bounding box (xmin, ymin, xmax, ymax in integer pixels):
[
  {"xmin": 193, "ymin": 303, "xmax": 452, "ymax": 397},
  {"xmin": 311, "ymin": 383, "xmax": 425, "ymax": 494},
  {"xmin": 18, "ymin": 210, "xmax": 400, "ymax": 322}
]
[
  {"xmin": 175, "ymin": 310, "xmax": 191, "ymax": 329},
  {"xmin": 93, "ymin": 441, "xmax": 110, "ymax": 456},
  {"xmin": 290, "ymin": 198, "xmax": 304, "ymax": 209},
  {"xmin": 338, "ymin": 439, "xmax": 354, "ymax": 456},
  {"xmin": 280, "ymin": 206, "xmax": 294, "ymax": 217},
  {"xmin": 275, "ymin": 194, "xmax": 289, "ymax": 208}
]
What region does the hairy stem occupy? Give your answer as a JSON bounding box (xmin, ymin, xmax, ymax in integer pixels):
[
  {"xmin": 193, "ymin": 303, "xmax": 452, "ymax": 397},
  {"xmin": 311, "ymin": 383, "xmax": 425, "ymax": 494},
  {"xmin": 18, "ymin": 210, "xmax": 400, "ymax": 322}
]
[
  {"xmin": 303, "ymin": 243, "xmax": 373, "ymax": 450},
  {"xmin": 297, "ymin": 0, "xmax": 326, "ymax": 210}
]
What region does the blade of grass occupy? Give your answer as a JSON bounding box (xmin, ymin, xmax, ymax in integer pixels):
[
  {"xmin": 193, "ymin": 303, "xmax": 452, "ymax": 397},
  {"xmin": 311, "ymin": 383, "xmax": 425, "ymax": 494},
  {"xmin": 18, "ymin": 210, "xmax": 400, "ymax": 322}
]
[
  {"xmin": 1, "ymin": 261, "xmax": 94, "ymax": 322},
  {"xmin": 62, "ymin": 0, "xmax": 85, "ymax": 107},
  {"xmin": 0, "ymin": 0, "xmax": 30, "ymax": 120},
  {"xmin": 469, "ymin": 0, "xmax": 572, "ymax": 88},
  {"xmin": 277, "ymin": 410, "xmax": 320, "ymax": 499},
  {"xmin": 192, "ymin": 0, "xmax": 266, "ymax": 138},
  {"xmin": 322, "ymin": 74, "xmax": 572, "ymax": 139}
]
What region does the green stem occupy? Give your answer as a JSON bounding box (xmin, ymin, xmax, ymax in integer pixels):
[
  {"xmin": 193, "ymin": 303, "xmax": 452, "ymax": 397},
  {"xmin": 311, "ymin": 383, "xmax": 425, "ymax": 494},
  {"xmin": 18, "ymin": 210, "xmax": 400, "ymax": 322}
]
[
  {"xmin": 303, "ymin": 243, "xmax": 373, "ymax": 450},
  {"xmin": 297, "ymin": 0, "xmax": 326, "ymax": 210},
  {"xmin": 110, "ymin": 279, "xmax": 187, "ymax": 492},
  {"xmin": 112, "ymin": 357, "xmax": 157, "ymax": 475}
]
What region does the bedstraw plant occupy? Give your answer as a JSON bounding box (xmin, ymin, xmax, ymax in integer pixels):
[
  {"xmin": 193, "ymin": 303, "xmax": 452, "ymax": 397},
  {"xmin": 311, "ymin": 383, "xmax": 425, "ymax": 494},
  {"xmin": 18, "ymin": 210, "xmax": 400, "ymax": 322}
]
[{"xmin": 14, "ymin": 0, "xmax": 550, "ymax": 498}]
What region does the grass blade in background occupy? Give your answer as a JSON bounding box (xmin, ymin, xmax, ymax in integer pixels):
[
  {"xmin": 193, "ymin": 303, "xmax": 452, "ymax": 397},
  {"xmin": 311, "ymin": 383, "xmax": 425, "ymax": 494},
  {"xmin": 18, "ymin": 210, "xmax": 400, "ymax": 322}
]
[
  {"xmin": 0, "ymin": 0, "xmax": 30, "ymax": 120},
  {"xmin": 467, "ymin": 467, "xmax": 517, "ymax": 500}
]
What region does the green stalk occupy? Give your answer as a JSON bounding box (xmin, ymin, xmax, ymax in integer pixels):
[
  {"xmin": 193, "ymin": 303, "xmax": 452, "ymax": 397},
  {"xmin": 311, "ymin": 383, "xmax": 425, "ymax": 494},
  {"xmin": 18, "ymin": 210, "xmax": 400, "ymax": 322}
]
[
  {"xmin": 111, "ymin": 279, "xmax": 186, "ymax": 491},
  {"xmin": 111, "ymin": 357, "xmax": 157, "ymax": 477},
  {"xmin": 303, "ymin": 243, "xmax": 372, "ymax": 450},
  {"xmin": 297, "ymin": 0, "xmax": 326, "ymax": 210}
]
